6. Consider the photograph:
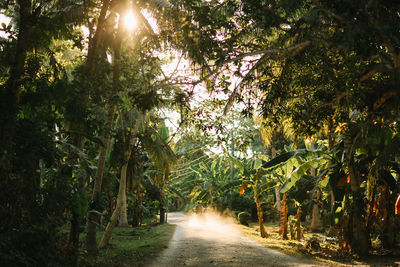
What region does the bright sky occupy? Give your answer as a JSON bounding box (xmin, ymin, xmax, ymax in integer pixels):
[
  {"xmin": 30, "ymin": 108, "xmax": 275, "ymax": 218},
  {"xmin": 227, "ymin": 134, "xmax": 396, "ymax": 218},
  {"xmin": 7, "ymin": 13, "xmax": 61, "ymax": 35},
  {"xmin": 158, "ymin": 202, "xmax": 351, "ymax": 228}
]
[{"xmin": 0, "ymin": 12, "xmax": 11, "ymax": 38}]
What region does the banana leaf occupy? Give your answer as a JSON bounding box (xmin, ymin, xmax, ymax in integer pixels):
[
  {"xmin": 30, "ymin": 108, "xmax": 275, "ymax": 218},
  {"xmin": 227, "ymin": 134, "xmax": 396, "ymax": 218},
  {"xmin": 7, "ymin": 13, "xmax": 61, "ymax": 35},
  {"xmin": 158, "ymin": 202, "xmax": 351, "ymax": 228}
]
[{"xmin": 262, "ymin": 149, "xmax": 323, "ymax": 170}]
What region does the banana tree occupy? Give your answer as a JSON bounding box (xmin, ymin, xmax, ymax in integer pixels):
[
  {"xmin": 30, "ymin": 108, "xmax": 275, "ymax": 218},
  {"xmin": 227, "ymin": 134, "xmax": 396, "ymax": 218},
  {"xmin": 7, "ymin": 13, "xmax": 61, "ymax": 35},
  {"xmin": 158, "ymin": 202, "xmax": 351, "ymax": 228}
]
[
  {"xmin": 188, "ymin": 156, "xmax": 232, "ymax": 208},
  {"xmin": 230, "ymin": 155, "xmax": 276, "ymax": 238},
  {"xmin": 262, "ymin": 147, "xmax": 331, "ymax": 238},
  {"xmin": 334, "ymin": 121, "xmax": 400, "ymax": 254}
]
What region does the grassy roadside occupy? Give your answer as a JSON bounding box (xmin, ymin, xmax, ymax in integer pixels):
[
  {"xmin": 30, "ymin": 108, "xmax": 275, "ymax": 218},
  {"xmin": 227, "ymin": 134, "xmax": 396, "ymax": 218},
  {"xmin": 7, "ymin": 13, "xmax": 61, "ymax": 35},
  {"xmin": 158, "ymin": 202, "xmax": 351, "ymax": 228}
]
[
  {"xmin": 237, "ymin": 222, "xmax": 328, "ymax": 261},
  {"xmin": 78, "ymin": 223, "xmax": 176, "ymax": 267},
  {"xmin": 237, "ymin": 221, "xmax": 400, "ymax": 266}
]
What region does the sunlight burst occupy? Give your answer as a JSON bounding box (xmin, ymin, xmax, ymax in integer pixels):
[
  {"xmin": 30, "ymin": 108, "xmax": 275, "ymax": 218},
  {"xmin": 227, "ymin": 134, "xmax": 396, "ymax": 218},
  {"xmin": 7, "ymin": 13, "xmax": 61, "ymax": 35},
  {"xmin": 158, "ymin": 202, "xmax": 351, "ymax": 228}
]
[{"xmin": 123, "ymin": 11, "xmax": 137, "ymax": 30}]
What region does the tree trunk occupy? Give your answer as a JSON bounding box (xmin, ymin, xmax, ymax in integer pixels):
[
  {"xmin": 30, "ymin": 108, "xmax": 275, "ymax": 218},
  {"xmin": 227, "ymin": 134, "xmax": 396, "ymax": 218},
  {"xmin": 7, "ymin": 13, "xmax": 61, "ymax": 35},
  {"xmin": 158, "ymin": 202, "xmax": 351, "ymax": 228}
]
[
  {"xmin": 344, "ymin": 129, "xmax": 369, "ymax": 256},
  {"xmin": 103, "ymin": 169, "xmax": 114, "ymax": 216},
  {"xmin": 68, "ymin": 209, "xmax": 80, "ymax": 250},
  {"xmin": 98, "ymin": 112, "xmax": 143, "ymax": 248},
  {"xmin": 230, "ymin": 132, "xmax": 235, "ymax": 208},
  {"xmin": 98, "ymin": 161, "xmax": 129, "ymax": 248},
  {"xmin": 310, "ymin": 201, "xmax": 323, "ymax": 232},
  {"xmin": 160, "ymin": 175, "xmax": 166, "ymax": 224},
  {"xmin": 309, "ymin": 141, "xmax": 323, "ymax": 232},
  {"xmin": 330, "ymin": 190, "xmax": 335, "ymax": 225},
  {"xmin": 254, "ymin": 186, "xmax": 268, "ymax": 238},
  {"xmin": 132, "ymin": 186, "xmax": 143, "ymax": 227},
  {"xmin": 160, "ymin": 206, "xmax": 166, "ymax": 224},
  {"xmin": 275, "ymin": 187, "xmax": 281, "ymax": 217},
  {"xmin": 84, "ymin": 7, "xmax": 119, "ymax": 253},
  {"xmin": 1, "ymin": 0, "xmax": 35, "ymax": 162},
  {"xmin": 279, "ymin": 192, "xmax": 288, "ymax": 239},
  {"xmin": 310, "ymin": 188, "xmax": 323, "ymax": 232},
  {"xmin": 295, "ymin": 206, "xmax": 302, "ymax": 241},
  {"xmin": 118, "ymin": 188, "xmax": 129, "ymax": 227},
  {"xmin": 271, "ymin": 146, "xmax": 281, "ymax": 215}
]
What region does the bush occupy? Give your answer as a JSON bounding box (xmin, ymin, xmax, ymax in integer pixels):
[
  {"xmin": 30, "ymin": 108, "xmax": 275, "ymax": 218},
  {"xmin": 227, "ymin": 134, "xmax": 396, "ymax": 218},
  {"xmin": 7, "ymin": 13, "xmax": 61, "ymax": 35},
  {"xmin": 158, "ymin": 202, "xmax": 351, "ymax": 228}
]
[
  {"xmin": 238, "ymin": 212, "xmax": 252, "ymax": 226},
  {"xmin": 230, "ymin": 192, "xmax": 257, "ymax": 218}
]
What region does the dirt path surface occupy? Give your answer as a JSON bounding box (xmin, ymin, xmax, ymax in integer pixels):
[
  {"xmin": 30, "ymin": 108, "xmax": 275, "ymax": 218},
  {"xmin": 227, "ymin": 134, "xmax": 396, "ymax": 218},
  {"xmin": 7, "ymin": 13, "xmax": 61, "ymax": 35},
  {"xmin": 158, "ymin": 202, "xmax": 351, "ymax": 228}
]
[{"xmin": 147, "ymin": 212, "xmax": 320, "ymax": 267}]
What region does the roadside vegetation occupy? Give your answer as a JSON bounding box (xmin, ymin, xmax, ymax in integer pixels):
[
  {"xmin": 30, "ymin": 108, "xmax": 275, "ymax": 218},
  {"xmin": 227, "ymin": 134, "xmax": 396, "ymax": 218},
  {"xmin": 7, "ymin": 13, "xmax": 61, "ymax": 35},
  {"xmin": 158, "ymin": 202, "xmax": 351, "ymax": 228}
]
[{"xmin": 78, "ymin": 224, "xmax": 175, "ymax": 267}]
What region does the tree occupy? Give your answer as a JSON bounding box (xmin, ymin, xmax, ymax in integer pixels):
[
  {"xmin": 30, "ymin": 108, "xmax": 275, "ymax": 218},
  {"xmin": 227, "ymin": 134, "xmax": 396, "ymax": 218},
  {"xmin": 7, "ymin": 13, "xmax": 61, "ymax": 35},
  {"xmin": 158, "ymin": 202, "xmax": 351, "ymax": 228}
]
[
  {"xmin": 230, "ymin": 156, "xmax": 274, "ymax": 238},
  {"xmin": 140, "ymin": 119, "xmax": 177, "ymax": 224},
  {"xmin": 98, "ymin": 110, "xmax": 143, "ymax": 249},
  {"xmin": 188, "ymin": 156, "xmax": 232, "ymax": 208}
]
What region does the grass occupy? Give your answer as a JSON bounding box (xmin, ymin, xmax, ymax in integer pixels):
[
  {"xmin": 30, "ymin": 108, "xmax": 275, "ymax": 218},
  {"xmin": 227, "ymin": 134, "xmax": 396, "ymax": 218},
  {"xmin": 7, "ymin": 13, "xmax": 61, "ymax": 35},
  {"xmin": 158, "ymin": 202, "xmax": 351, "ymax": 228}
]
[
  {"xmin": 238, "ymin": 222, "xmax": 318, "ymax": 259},
  {"xmin": 78, "ymin": 223, "xmax": 176, "ymax": 267}
]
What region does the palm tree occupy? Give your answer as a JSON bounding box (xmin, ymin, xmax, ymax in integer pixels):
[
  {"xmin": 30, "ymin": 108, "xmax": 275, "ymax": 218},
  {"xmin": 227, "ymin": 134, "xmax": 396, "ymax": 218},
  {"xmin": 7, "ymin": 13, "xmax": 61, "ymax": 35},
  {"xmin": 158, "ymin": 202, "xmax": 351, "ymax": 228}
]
[
  {"xmin": 140, "ymin": 119, "xmax": 177, "ymax": 224},
  {"xmin": 98, "ymin": 110, "xmax": 144, "ymax": 249},
  {"xmin": 126, "ymin": 147, "xmax": 149, "ymax": 227}
]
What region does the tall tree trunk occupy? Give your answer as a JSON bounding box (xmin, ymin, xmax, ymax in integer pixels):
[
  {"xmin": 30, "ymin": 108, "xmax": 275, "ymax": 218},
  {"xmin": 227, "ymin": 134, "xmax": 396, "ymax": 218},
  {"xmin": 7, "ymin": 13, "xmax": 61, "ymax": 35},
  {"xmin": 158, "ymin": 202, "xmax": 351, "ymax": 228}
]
[
  {"xmin": 330, "ymin": 190, "xmax": 335, "ymax": 223},
  {"xmin": 118, "ymin": 188, "xmax": 129, "ymax": 227},
  {"xmin": 84, "ymin": 5, "xmax": 119, "ymax": 253},
  {"xmin": 279, "ymin": 192, "xmax": 288, "ymax": 239},
  {"xmin": 1, "ymin": 0, "xmax": 35, "ymax": 165},
  {"xmin": 254, "ymin": 186, "xmax": 268, "ymax": 238},
  {"xmin": 98, "ymin": 112, "xmax": 143, "ymax": 248},
  {"xmin": 98, "ymin": 159, "xmax": 130, "ymax": 249},
  {"xmin": 344, "ymin": 129, "xmax": 369, "ymax": 256},
  {"xmin": 294, "ymin": 206, "xmax": 302, "ymax": 241},
  {"xmin": 103, "ymin": 169, "xmax": 114, "ymax": 215},
  {"xmin": 274, "ymin": 187, "xmax": 281, "ymax": 217},
  {"xmin": 160, "ymin": 175, "xmax": 167, "ymax": 224},
  {"xmin": 230, "ymin": 132, "xmax": 235, "ymax": 208},
  {"xmin": 309, "ymin": 141, "xmax": 323, "ymax": 232},
  {"xmin": 310, "ymin": 188, "xmax": 323, "ymax": 232},
  {"xmin": 271, "ymin": 146, "xmax": 281, "ymax": 215},
  {"xmin": 132, "ymin": 186, "xmax": 143, "ymax": 227}
]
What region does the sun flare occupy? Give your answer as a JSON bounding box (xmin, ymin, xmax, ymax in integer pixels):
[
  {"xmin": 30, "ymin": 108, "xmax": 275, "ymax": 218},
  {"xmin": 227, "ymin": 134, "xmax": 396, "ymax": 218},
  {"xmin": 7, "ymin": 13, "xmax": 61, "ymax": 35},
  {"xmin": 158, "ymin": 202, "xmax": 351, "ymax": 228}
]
[{"xmin": 123, "ymin": 11, "xmax": 137, "ymax": 30}]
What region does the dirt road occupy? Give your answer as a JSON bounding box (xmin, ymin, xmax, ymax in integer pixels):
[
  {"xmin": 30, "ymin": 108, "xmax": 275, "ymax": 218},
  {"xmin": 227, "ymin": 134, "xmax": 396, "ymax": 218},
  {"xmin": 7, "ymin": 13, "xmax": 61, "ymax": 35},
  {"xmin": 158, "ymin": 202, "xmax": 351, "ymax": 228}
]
[{"xmin": 147, "ymin": 212, "xmax": 320, "ymax": 267}]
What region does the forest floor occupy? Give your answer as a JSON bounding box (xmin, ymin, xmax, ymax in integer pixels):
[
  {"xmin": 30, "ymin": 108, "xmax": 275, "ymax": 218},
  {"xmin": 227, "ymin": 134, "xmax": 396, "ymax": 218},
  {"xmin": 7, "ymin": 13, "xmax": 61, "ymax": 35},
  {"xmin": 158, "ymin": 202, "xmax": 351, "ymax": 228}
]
[{"xmin": 147, "ymin": 212, "xmax": 319, "ymax": 266}]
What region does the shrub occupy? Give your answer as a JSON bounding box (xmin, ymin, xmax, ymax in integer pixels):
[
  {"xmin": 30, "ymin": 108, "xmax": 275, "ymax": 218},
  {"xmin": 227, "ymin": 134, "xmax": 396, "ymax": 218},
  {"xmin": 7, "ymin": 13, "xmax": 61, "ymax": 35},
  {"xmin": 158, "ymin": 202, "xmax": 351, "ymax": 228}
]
[
  {"xmin": 238, "ymin": 212, "xmax": 252, "ymax": 226},
  {"xmin": 230, "ymin": 192, "xmax": 257, "ymax": 218}
]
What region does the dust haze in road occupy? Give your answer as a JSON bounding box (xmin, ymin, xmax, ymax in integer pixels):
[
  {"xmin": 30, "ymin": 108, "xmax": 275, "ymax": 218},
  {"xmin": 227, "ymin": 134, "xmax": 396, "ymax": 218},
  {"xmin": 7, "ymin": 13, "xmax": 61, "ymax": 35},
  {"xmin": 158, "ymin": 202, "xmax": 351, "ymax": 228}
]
[
  {"xmin": 147, "ymin": 212, "xmax": 319, "ymax": 267},
  {"xmin": 186, "ymin": 211, "xmax": 241, "ymax": 242}
]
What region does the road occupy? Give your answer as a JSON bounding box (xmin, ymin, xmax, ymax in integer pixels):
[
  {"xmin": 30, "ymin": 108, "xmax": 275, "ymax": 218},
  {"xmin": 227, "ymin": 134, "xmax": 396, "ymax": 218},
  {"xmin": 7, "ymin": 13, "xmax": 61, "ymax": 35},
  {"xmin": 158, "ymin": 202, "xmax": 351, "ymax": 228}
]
[{"xmin": 147, "ymin": 212, "xmax": 320, "ymax": 267}]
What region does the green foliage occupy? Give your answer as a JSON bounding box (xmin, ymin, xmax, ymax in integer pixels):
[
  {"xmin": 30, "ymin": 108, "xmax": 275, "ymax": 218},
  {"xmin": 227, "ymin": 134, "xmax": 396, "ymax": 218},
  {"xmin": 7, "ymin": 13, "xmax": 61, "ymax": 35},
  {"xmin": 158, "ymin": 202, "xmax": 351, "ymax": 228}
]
[
  {"xmin": 230, "ymin": 192, "xmax": 257, "ymax": 216},
  {"xmin": 238, "ymin": 211, "xmax": 252, "ymax": 226}
]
